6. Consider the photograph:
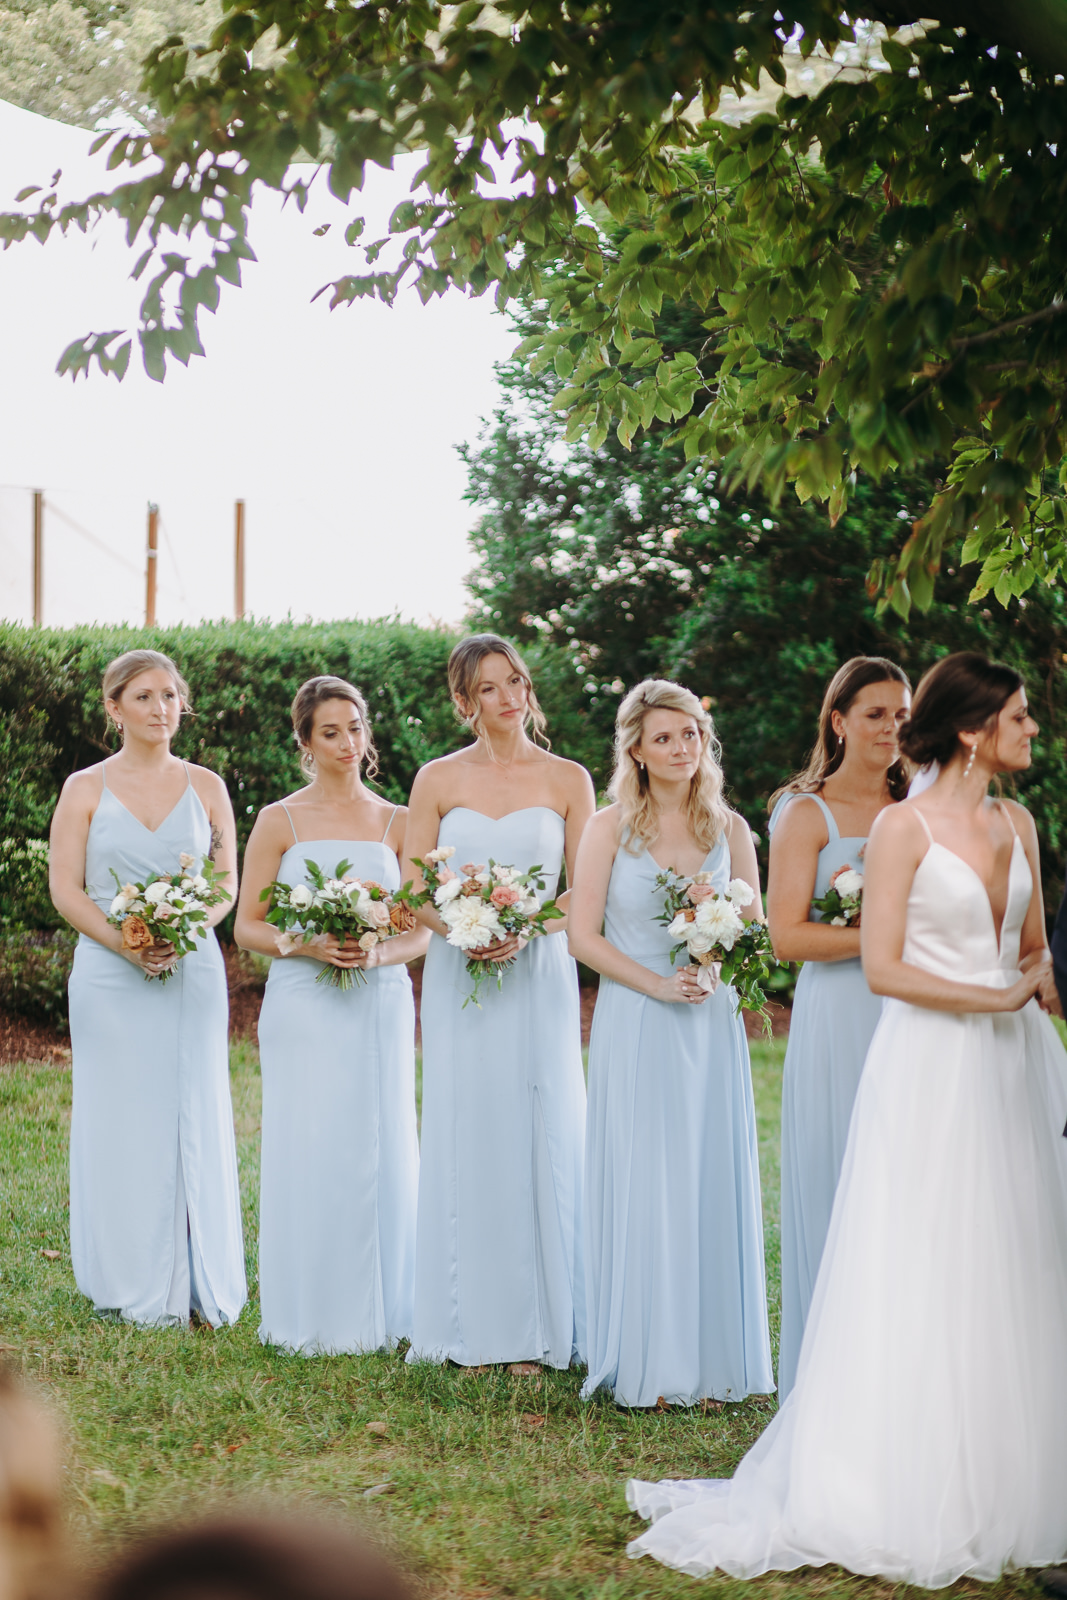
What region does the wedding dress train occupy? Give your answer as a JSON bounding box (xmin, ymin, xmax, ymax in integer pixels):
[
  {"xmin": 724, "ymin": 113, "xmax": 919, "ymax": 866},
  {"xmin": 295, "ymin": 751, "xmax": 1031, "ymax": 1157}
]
[{"xmin": 628, "ymin": 808, "xmax": 1067, "ymax": 1586}]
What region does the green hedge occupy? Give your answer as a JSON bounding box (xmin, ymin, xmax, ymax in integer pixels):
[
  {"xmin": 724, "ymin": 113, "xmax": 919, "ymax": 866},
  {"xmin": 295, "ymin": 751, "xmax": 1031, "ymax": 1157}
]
[{"xmin": 0, "ymin": 618, "xmax": 612, "ymax": 934}]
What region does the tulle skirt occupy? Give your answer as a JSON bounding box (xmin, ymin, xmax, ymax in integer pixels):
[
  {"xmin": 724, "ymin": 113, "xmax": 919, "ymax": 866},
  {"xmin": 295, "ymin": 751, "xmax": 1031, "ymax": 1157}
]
[{"xmin": 628, "ymin": 989, "xmax": 1067, "ymax": 1586}]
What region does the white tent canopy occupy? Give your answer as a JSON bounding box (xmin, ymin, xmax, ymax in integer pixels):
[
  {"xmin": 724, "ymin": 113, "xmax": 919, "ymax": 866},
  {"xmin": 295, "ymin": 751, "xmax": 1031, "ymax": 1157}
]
[{"xmin": 0, "ymin": 99, "xmax": 514, "ymax": 629}]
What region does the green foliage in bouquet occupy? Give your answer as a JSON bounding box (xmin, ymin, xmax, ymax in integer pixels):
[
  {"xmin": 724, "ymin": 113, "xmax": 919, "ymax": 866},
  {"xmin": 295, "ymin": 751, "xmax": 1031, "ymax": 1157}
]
[
  {"xmin": 654, "ymin": 868, "xmax": 778, "ymax": 1036},
  {"xmin": 261, "ymin": 857, "xmax": 402, "ymax": 989}
]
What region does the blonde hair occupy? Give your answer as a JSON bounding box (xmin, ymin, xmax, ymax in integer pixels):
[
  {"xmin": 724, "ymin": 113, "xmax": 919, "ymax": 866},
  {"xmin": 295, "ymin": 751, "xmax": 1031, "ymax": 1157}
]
[
  {"xmin": 446, "ymin": 634, "xmax": 548, "ymax": 748},
  {"xmin": 609, "ymin": 679, "xmax": 731, "ymax": 855},
  {"xmin": 290, "ymin": 676, "xmax": 379, "ymax": 780},
  {"xmin": 102, "ymin": 649, "xmax": 191, "ymax": 738}
]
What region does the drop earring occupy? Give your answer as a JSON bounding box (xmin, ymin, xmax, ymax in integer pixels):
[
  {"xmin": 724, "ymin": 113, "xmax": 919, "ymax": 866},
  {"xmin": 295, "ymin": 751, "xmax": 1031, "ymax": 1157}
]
[{"xmin": 963, "ymin": 743, "xmax": 976, "ymax": 779}]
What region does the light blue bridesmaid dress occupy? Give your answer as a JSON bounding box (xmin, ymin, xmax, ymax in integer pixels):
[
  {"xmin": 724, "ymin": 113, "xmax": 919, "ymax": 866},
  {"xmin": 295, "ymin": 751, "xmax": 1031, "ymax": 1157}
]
[
  {"xmin": 257, "ymin": 806, "xmax": 419, "ymax": 1355},
  {"xmin": 771, "ymin": 791, "xmax": 883, "ymax": 1399},
  {"xmin": 408, "ymin": 806, "xmax": 586, "ymax": 1368},
  {"xmin": 582, "ymin": 831, "xmax": 773, "ymax": 1408},
  {"xmin": 67, "ymin": 762, "xmax": 246, "ymax": 1327}
]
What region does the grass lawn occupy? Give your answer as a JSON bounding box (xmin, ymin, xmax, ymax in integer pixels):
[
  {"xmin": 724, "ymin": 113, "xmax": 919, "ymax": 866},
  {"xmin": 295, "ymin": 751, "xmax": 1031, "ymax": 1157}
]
[{"xmin": 0, "ymin": 1041, "xmax": 1041, "ymax": 1600}]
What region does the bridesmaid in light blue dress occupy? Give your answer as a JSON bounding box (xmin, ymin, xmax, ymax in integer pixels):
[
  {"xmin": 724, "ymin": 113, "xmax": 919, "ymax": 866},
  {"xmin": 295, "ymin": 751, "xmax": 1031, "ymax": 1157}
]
[
  {"xmin": 767, "ymin": 656, "xmax": 910, "ymax": 1397},
  {"xmin": 236, "ymin": 677, "xmax": 429, "ymax": 1355},
  {"xmin": 49, "ymin": 649, "xmax": 245, "ymax": 1327},
  {"xmin": 571, "ymin": 678, "xmax": 773, "ymax": 1407},
  {"xmin": 403, "ymin": 635, "xmax": 595, "ymax": 1368}
]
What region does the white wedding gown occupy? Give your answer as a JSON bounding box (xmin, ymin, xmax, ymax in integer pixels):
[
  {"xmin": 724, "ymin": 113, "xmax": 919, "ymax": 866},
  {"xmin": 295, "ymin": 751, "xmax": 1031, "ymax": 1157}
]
[{"xmin": 628, "ymin": 808, "xmax": 1067, "ymax": 1587}]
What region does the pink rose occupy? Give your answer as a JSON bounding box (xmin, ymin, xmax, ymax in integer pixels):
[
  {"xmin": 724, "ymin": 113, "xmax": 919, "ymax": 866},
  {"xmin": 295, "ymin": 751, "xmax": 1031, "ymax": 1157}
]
[
  {"xmin": 490, "ymin": 885, "xmax": 520, "ymax": 908},
  {"xmin": 461, "ymin": 863, "xmax": 485, "ymax": 876},
  {"xmin": 367, "ymin": 901, "xmax": 392, "ymax": 929},
  {"xmin": 437, "ymin": 866, "xmax": 457, "ymax": 884},
  {"xmin": 686, "ymin": 882, "xmax": 716, "ymax": 904}
]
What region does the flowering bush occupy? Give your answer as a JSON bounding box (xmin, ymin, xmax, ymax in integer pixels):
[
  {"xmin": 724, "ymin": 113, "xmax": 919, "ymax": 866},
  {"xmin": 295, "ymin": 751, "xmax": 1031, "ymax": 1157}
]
[
  {"xmin": 261, "ymin": 857, "xmax": 412, "ymax": 989},
  {"xmin": 654, "ymin": 868, "xmax": 778, "ymax": 1034},
  {"xmin": 402, "ymin": 846, "xmax": 562, "ymax": 1007},
  {"xmin": 107, "ymin": 852, "xmax": 230, "ymax": 982},
  {"xmin": 812, "ymin": 865, "xmax": 864, "ymax": 927}
]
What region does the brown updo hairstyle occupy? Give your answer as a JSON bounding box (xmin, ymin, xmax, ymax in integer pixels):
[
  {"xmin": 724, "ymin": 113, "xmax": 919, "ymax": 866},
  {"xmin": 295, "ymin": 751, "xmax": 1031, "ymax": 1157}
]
[
  {"xmin": 769, "ymin": 655, "xmax": 912, "ymax": 810},
  {"xmin": 291, "ymin": 676, "xmax": 379, "ymax": 780},
  {"xmin": 102, "ymin": 649, "xmax": 191, "ymax": 738},
  {"xmin": 898, "ymin": 652, "xmax": 1024, "ymax": 770},
  {"xmin": 446, "ymin": 633, "xmax": 548, "ymax": 747}
]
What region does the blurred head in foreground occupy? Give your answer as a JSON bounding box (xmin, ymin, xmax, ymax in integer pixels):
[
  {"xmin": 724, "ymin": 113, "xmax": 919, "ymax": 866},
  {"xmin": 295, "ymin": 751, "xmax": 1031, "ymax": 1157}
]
[
  {"xmin": 0, "ymin": 1367, "xmax": 64, "ymax": 1600},
  {"xmin": 92, "ymin": 1515, "xmax": 415, "ymax": 1600}
]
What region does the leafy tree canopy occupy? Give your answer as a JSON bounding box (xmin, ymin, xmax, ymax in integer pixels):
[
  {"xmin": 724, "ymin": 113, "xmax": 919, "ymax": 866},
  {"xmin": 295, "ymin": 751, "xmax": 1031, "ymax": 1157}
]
[
  {"xmin": 5, "ymin": 1, "xmax": 1067, "ymax": 610},
  {"xmin": 464, "ymin": 297, "xmax": 1067, "ymax": 898}
]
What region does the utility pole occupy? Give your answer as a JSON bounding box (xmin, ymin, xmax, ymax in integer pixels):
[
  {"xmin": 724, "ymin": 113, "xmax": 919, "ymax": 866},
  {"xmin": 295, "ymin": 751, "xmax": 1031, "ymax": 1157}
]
[
  {"xmin": 145, "ymin": 503, "xmax": 159, "ymax": 627},
  {"xmin": 32, "ymin": 491, "xmax": 43, "ymax": 626},
  {"xmin": 234, "ymin": 499, "xmax": 246, "ymax": 621}
]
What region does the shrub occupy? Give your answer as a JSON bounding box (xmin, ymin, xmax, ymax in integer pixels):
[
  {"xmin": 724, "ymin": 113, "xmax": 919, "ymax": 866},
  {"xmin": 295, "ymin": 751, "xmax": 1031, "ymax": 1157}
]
[{"xmin": 0, "ymin": 929, "xmax": 77, "ymax": 1031}]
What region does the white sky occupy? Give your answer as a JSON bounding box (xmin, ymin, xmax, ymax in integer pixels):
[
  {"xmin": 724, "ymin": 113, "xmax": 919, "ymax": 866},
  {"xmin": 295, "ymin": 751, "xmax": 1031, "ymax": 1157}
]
[{"xmin": 0, "ymin": 99, "xmax": 516, "ymax": 629}]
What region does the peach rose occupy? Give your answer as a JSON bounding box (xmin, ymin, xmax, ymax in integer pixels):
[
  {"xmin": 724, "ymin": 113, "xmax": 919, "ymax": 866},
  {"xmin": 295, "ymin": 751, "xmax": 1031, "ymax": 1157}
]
[
  {"xmin": 366, "ymin": 900, "xmax": 392, "ymax": 929},
  {"xmin": 358, "ymin": 931, "xmax": 379, "ymax": 952},
  {"xmin": 686, "ymin": 882, "xmax": 716, "ymax": 904},
  {"xmin": 490, "ymin": 885, "xmax": 520, "ymax": 908},
  {"xmin": 389, "ymin": 902, "xmax": 417, "ymax": 933},
  {"xmin": 121, "ymin": 915, "xmax": 153, "ymax": 952}
]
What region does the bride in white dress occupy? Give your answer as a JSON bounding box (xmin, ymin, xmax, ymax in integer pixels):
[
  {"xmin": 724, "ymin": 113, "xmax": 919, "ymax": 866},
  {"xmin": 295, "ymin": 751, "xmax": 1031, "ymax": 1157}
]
[{"xmin": 628, "ymin": 651, "xmax": 1067, "ymax": 1588}]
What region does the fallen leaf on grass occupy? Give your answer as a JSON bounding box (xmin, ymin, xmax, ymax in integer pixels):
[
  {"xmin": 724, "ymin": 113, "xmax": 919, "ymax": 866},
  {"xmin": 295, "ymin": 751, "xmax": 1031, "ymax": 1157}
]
[
  {"xmin": 224, "ymin": 1443, "xmax": 242, "ymax": 1455},
  {"xmin": 700, "ymin": 1399, "xmax": 723, "ymax": 1415},
  {"xmin": 362, "ymin": 1482, "xmax": 393, "ymax": 1499},
  {"xmin": 40, "ymin": 1250, "xmax": 61, "ymax": 1261},
  {"xmin": 365, "ymin": 1421, "xmax": 387, "ymax": 1437},
  {"xmin": 91, "ymin": 1469, "xmax": 123, "ymax": 1488},
  {"xmin": 191, "ymin": 1444, "xmax": 205, "ymax": 1455},
  {"xmin": 520, "ymin": 1414, "xmax": 545, "ymax": 1429}
]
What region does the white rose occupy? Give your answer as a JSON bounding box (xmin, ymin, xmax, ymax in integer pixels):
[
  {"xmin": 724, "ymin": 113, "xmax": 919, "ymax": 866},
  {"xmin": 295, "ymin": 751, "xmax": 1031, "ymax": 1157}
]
[
  {"xmin": 833, "ymin": 869, "xmax": 864, "ymax": 900},
  {"xmin": 831, "ymin": 915, "xmax": 848, "ymax": 927},
  {"xmin": 166, "ymin": 886, "xmax": 187, "ymax": 905},
  {"xmin": 518, "ymin": 894, "xmax": 540, "ymax": 915},
  {"xmin": 289, "ymin": 884, "xmax": 314, "ymax": 910},
  {"xmin": 127, "ymin": 899, "xmax": 146, "ymax": 917},
  {"xmin": 445, "ymin": 899, "xmax": 505, "ymax": 952},
  {"xmin": 436, "ymin": 845, "xmax": 456, "ymax": 860},
  {"xmin": 180, "ymin": 878, "xmax": 195, "ymax": 892},
  {"xmin": 178, "ymin": 852, "xmax": 197, "ymax": 871},
  {"xmin": 109, "ymin": 893, "xmax": 129, "ymax": 917},
  {"xmin": 143, "ymin": 880, "xmax": 171, "ymax": 905},
  {"xmin": 694, "ymin": 898, "xmax": 745, "ymax": 952},
  {"xmin": 474, "ymin": 870, "xmax": 491, "ymax": 887},
  {"xmin": 191, "ymin": 874, "xmax": 209, "ymax": 893},
  {"xmin": 725, "ymin": 877, "xmax": 756, "ymax": 908},
  {"xmin": 434, "ymin": 878, "xmax": 464, "ymax": 907},
  {"xmin": 493, "ymin": 864, "xmax": 519, "ymax": 885}
]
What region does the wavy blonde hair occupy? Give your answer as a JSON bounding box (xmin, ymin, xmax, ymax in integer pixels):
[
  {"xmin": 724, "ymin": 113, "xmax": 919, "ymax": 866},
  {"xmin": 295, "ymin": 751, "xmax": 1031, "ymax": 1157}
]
[
  {"xmin": 609, "ymin": 679, "xmax": 731, "ymax": 855},
  {"xmin": 447, "ymin": 633, "xmax": 549, "ymax": 749}
]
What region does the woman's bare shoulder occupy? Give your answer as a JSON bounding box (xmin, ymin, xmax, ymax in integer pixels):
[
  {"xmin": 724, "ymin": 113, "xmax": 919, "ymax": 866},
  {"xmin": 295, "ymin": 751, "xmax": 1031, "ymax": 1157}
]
[
  {"xmin": 59, "ymin": 763, "xmax": 106, "ymax": 800},
  {"xmin": 768, "ymin": 792, "xmax": 829, "ymax": 848}
]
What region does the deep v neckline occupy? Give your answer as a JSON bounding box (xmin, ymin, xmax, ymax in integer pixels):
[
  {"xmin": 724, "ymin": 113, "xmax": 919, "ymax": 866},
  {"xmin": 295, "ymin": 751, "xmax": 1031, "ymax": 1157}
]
[
  {"xmin": 927, "ymin": 837, "xmax": 1022, "ymax": 955},
  {"xmin": 101, "ymin": 775, "xmax": 196, "ymax": 836}
]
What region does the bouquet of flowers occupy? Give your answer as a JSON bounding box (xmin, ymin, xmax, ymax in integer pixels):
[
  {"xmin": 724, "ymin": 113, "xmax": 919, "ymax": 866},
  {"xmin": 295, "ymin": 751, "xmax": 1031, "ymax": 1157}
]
[
  {"xmin": 402, "ymin": 846, "xmax": 563, "ymax": 1007},
  {"xmin": 811, "ymin": 865, "xmax": 864, "ymax": 927},
  {"xmin": 261, "ymin": 858, "xmax": 416, "ymax": 989},
  {"xmin": 108, "ymin": 851, "xmax": 230, "ymax": 982},
  {"xmin": 653, "ymin": 868, "xmax": 778, "ymax": 1033}
]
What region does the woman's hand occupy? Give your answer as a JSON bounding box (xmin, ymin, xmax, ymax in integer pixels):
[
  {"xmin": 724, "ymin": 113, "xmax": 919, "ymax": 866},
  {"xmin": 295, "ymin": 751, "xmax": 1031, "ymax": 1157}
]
[
  {"xmin": 121, "ymin": 938, "xmax": 178, "ymax": 977},
  {"xmin": 996, "ymin": 965, "xmax": 1047, "ymax": 1013},
  {"xmin": 468, "ymin": 933, "xmax": 528, "ymax": 963},
  {"xmin": 656, "ymin": 965, "xmax": 709, "ymax": 1005},
  {"xmin": 294, "ymin": 932, "xmax": 368, "ymax": 970}
]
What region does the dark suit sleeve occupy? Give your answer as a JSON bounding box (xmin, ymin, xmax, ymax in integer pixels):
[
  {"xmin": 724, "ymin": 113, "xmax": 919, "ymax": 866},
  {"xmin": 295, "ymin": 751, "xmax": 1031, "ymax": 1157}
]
[{"xmin": 1051, "ymin": 875, "xmax": 1067, "ymax": 1021}]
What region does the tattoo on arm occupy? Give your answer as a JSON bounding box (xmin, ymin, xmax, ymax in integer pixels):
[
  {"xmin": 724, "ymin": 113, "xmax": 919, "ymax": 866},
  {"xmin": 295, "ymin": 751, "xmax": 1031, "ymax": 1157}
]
[{"xmin": 210, "ymin": 824, "xmax": 224, "ymax": 861}]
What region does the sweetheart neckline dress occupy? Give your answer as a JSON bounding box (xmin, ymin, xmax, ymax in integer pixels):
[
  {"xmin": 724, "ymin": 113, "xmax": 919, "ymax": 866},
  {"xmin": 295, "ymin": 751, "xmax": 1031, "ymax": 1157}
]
[
  {"xmin": 628, "ymin": 814, "xmax": 1067, "ymax": 1585},
  {"xmin": 67, "ymin": 767, "xmax": 246, "ymax": 1327},
  {"xmin": 769, "ymin": 791, "xmax": 884, "ymax": 1399},
  {"xmin": 582, "ymin": 833, "xmax": 773, "ymax": 1407},
  {"xmin": 408, "ymin": 805, "xmax": 586, "ymax": 1368},
  {"xmin": 256, "ymin": 823, "xmax": 419, "ymax": 1355}
]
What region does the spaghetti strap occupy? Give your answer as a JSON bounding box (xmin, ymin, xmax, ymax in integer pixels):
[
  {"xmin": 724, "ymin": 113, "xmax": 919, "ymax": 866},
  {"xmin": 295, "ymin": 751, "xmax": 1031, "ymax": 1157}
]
[
  {"xmin": 912, "ymin": 806, "xmax": 935, "ymax": 846},
  {"xmin": 996, "ymin": 799, "xmax": 1020, "ymax": 841},
  {"xmin": 279, "ymin": 803, "xmax": 299, "ymax": 845},
  {"xmin": 790, "ymin": 792, "xmax": 840, "ymax": 840},
  {"xmin": 100, "ymin": 758, "xmax": 111, "ymax": 792},
  {"xmin": 182, "ymin": 760, "xmax": 192, "ymax": 789},
  {"xmin": 381, "ymin": 804, "xmax": 400, "ymax": 842}
]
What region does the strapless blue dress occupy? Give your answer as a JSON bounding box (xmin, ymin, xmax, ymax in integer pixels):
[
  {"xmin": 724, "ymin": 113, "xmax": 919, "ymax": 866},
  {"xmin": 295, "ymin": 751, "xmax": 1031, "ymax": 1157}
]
[
  {"xmin": 257, "ymin": 825, "xmax": 419, "ymax": 1354},
  {"xmin": 66, "ymin": 765, "xmax": 246, "ymax": 1327},
  {"xmin": 408, "ymin": 806, "xmax": 586, "ymax": 1368},
  {"xmin": 582, "ymin": 834, "xmax": 773, "ymax": 1407},
  {"xmin": 770, "ymin": 792, "xmax": 883, "ymax": 1398}
]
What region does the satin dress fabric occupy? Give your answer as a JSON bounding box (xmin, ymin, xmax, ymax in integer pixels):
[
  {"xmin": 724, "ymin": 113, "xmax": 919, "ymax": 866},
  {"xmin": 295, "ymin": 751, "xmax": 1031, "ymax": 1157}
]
[
  {"xmin": 257, "ymin": 820, "xmax": 419, "ymax": 1355},
  {"xmin": 408, "ymin": 806, "xmax": 586, "ymax": 1369},
  {"xmin": 581, "ymin": 833, "xmax": 773, "ymax": 1408},
  {"xmin": 67, "ymin": 766, "xmax": 246, "ymax": 1327},
  {"xmin": 769, "ymin": 792, "xmax": 883, "ymax": 1399},
  {"xmin": 628, "ymin": 808, "xmax": 1067, "ymax": 1587}
]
